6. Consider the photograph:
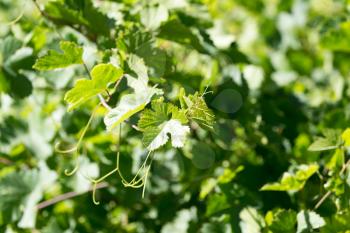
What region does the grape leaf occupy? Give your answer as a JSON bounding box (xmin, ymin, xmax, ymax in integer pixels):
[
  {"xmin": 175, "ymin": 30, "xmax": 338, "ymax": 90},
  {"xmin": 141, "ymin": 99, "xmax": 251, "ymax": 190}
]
[
  {"xmin": 0, "ymin": 36, "xmax": 22, "ymax": 63},
  {"xmin": 138, "ymin": 98, "xmax": 189, "ymax": 150},
  {"xmin": 261, "ymin": 164, "xmax": 319, "ymax": 191},
  {"xmin": 239, "ymin": 207, "xmax": 265, "ymax": 233},
  {"xmin": 183, "ymin": 93, "xmax": 215, "ymax": 130},
  {"xmin": 0, "ymin": 170, "xmax": 37, "ymax": 219},
  {"xmin": 33, "ymin": 41, "xmax": 83, "ymax": 71},
  {"xmin": 117, "ymin": 31, "xmax": 166, "ymax": 78},
  {"xmin": 44, "ymin": 0, "xmax": 111, "ymax": 36},
  {"xmin": 64, "ymin": 63, "xmax": 123, "ymax": 111},
  {"xmin": 144, "ymin": 119, "xmax": 190, "ymax": 151},
  {"xmin": 297, "ymin": 210, "xmax": 325, "ymax": 233},
  {"xmin": 265, "ymin": 209, "xmax": 297, "ymax": 233},
  {"xmin": 104, "ymin": 55, "xmax": 162, "ymax": 131},
  {"xmin": 158, "ymin": 19, "xmax": 206, "ymax": 53},
  {"xmin": 308, "ymin": 129, "xmax": 342, "ymax": 151},
  {"xmin": 140, "ymin": 5, "xmax": 169, "ymax": 30}
]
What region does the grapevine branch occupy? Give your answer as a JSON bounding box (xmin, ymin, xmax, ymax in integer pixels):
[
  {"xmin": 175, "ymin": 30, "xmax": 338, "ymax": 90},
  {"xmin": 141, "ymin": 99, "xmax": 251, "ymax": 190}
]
[
  {"xmin": 32, "ymin": 0, "xmax": 153, "ymax": 203},
  {"xmin": 36, "ymin": 182, "xmax": 108, "ymax": 210},
  {"xmin": 32, "ymin": 0, "xmax": 113, "ymax": 111},
  {"xmin": 314, "ymin": 158, "xmax": 350, "ymax": 210}
]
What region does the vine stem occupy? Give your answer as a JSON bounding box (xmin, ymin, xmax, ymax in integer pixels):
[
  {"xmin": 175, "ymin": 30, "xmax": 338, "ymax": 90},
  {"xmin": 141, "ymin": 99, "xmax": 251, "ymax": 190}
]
[
  {"xmin": 36, "ymin": 182, "xmax": 108, "ymax": 210},
  {"xmin": 314, "ymin": 159, "xmax": 350, "ymax": 210}
]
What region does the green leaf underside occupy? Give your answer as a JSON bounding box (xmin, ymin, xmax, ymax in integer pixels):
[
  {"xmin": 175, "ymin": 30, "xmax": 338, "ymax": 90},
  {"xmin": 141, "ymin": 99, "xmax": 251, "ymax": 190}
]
[
  {"xmin": 0, "ymin": 170, "xmax": 37, "ymax": 208},
  {"xmin": 308, "ymin": 138, "xmax": 339, "ymax": 151},
  {"xmin": 308, "ymin": 129, "xmax": 342, "ymax": 151},
  {"xmin": 183, "ymin": 93, "xmax": 215, "ymax": 130},
  {"xmin": 33, "ymin": 41, "xmax": 83, "ymax": 71},
  {"xmin": 261, "ymin": 164, "xmax": 319, "ymax": 191},
  {"xmin": 64, "ymin": 63, "xmax": 123, "ymax": 111},
  {"xmin": 158, "ymin": 19, "xmax": 206, "ymax": 53}
]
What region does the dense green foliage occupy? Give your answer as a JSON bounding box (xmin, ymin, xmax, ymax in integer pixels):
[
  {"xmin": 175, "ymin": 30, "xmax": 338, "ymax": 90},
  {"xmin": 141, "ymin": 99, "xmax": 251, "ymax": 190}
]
[{"xmin": 1, "ymin": 0, "xmax": 350, "ymax": 232}]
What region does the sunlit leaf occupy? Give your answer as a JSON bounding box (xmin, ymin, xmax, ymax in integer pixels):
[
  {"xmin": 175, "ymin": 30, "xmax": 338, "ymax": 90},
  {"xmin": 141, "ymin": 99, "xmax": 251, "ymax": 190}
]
[
  {"xmin": 104, "ymin": 55, "xmax": 162, "ymax": 131},
  {"xmin": 265, "ymin": 209, "xmax": 297, "ymax": 233},
  {"xmin": 138, "ymin": 98, "xmax": 189, "ymax": 150},
  {"xmin": 308, "ymin": 129, "xmax": 342, "ymax": 151},
  {"xmin": 297, "ymin": 210, "xmax": 325, "ymax": 233},
  {"xmin": 261, "ymin": 164, "xmax": 319, "ymax": 191},
  {"xmin": 33, "ymin": 41, "xmax": 83, "ymax": 71},
  {"xmin": 64, "ymin": 63, "xmax": 123, "ymax": 111},
  {"xmin": 183, "ymin": 92, "xmax": 215, "ymax": 130}
]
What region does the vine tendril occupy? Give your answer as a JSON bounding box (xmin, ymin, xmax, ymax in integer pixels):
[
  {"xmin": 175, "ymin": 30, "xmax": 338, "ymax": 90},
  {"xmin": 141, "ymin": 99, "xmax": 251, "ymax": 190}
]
[{"xmin": 57, "ymin": 105, "xmax": 99, "ymax": 176}]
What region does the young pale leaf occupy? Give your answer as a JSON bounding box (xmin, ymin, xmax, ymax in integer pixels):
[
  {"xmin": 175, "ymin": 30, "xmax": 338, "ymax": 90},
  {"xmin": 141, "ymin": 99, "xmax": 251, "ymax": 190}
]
[
  {"xmin": 104, "ymin": 86, "xmax": 162, "ymax": 131},
  {"xmin": 183, "ymin": 93, "xmax": 215, "ymax": 130},
  {"xmin": 297, "ymin": 210, "xmax": 325, "ymax": 233},
  {"xmin": 308, "ymin": 129, "xmax": 342, "ymax": 151},
  {"xmin": 138, "ymin": 98, "xmax": 189, "ymax": 150},
  {"xmin": 260, "ymin": 164, "xmax": 318, "ymax": 192},
  {"xmin": 104, "ymin": 55, "xmax": 162, "ymax": 131},
  {"xmin": 64, "ymin": 64, "xmax": 123, "ymax": 111},
  {"xmin": 308, "ymin": 138, "xmax": 339, "ymax": 151},
  {"xmin": 33, "ymin": 41, "xmax": 83, "ymax": 71}
]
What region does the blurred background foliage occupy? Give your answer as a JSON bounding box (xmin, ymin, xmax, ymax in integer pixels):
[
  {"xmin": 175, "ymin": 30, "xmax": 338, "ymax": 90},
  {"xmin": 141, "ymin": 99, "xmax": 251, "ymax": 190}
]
[{"xmin": 1, "ymin": 0, "xmax": 350, "ymax": 232}]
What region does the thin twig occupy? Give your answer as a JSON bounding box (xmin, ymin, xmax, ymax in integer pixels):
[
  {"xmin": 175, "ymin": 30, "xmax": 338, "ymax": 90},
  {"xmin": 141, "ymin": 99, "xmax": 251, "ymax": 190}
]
[
  {"xmin": 0, "ymin": 157, "xmax": 12, "ymax": 165},
  {"xmin": 314, "ymin": 159, "xmax": 350, "ymax": 210},
  {"xmin": 36, "ymin": 182, "xmax": 108, "ymax": 210}
]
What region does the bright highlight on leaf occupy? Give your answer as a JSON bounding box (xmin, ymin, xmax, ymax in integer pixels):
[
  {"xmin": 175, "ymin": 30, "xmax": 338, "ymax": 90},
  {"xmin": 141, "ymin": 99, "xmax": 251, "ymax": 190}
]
[
  {"xmin": 64, "ymin": 64, "xmax": 123, "ymax": 111},
  {"xmin": 341, "ymin": 128, "xmax": 350, "ymax": 146},
  {"xmin": 260, "ymin": 164, "xmax": 319, "ymax": 192},
  {"xmin": 33, "ymin": 41, "xmax": 83, "ymax": 70},
  {"xmin": 138, "ymin": 98, "xmax": 190, "ymax": 151},
  {"xmin": 104, "ymin": 55, "xmax": 162, "ymax": 131},
  {"xmin": 297, "ymin": 210, "xmax": 325, "ymax": 233},
  {"xmin": 146, "ymin": 119, "xmax": 190, "ymax": 151}
]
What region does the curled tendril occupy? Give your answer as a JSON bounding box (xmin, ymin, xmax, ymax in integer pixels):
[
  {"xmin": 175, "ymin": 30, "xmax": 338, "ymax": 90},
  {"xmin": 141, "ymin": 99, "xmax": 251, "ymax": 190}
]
[
  {"xmin": 201, "ymin": 85, "xmax": 213, "ymax": 97},
  {"xmin": 86, "ymin": 124, "xmax": 155, "ymax": 204},
  {"xmin": 89, "ymin": 146, "xmax": 154, "ymax": 203},
  {"xmin": 92, "ymin": 182, "xmax": 99, "ymax": 205},
  {"xmin": 57, "ymin": 106, "xmax": 98, "ymax": 176},
  {"xmin": 54, "ymin": 142, "xmax": 77, "ymax": 154}
]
